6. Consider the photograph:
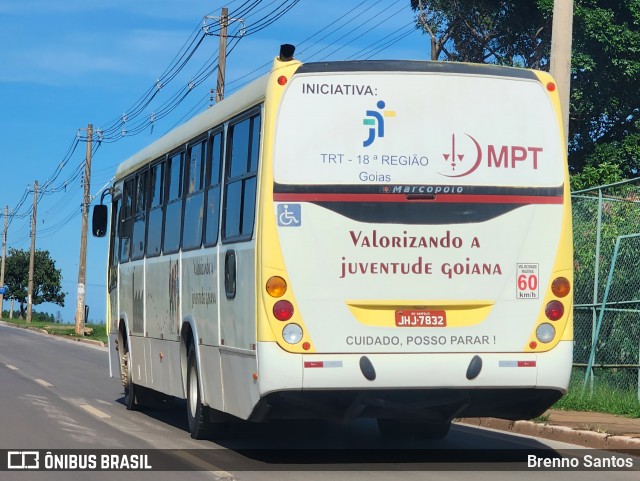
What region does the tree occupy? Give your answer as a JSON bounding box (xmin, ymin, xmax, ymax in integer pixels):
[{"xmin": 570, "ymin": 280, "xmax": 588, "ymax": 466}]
[
  {"xmin": 410, "ymin": 0, "xmax": 552, "ymax": 67},
  {"xmin": 410, "ymin": 0, "xmax": 640, "ymax": 179},
  {"xmin": 4, "ymin": 248, "xmax": 65, "ymax": 318}
]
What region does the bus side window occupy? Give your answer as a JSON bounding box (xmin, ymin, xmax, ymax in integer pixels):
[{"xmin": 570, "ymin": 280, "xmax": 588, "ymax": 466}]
[
  {"xmin": 182, "ymin": 139, "xmax": 206, "ymax": 250},
  {"xmin": 108, "ymin": 197, "xmax": 121, "ymax": 291},
  {"xmin": 131, "ymin": 169, "xmax": 147, "ymax": 260},
  {"xmin": 120, "ymin": 178, "xmax": 134, "ymax": 262},
  {"xmin": 163, "ymin": 151, "xmax": 184, "ymax": 253},
  {"xmin": 147, "ymin": 161, "xmax": 165, "ymax": 257},
  {"xmin": 222, "ymin": 112, "xmax": 261, "ymax": 242},
  {"xmin": 204, "ymin": 131, "xmax": 223, "ymax": 246}
]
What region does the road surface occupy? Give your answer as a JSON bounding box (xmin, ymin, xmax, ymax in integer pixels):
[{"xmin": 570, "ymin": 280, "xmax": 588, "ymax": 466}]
[{"xmin": 0, "ymin": 321, "xmax": 637, "ymax": 480}]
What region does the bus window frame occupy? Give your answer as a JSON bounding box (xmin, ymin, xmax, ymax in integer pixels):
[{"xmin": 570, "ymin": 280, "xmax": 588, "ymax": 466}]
[
  {"xmin": 181, "ymin": 134, "xmax": 208, "ymax": 252},
  {"xmin": 163, "ymin": 148, "xmax": 186, "ymax": 255},
  {"xmin": 146, "ymin": 157, "xmax": 166, "ymax": 259},
  {"xmin": 221, "ymin": 107, "xmax": 261, "ymax": 244},
  {"xmin": 203, "ymin": 127, "xmax": 225, "ymax": 248},
  {"xmin": 108, "ymin": 192, "xmax": 122, "ymax": 291},
  {"xmin": 119, "ymin": 177, "xmax": 135, "ymax": 263},
  {"xmin": 131, "ymin": 167, "xmax": 148, "ymax": 261}
]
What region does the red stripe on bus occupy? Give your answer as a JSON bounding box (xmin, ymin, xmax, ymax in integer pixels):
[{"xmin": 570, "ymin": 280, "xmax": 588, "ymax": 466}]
[
  {"xmin": 304, "ymin": 361, "xmax": 324, "ymax": 368},
  {"xmin": 273, "ymin": 193, "xmax": 563, "ymax": 205},
  {"xmin": 517, "ymin": 361, "xmax": 537, "ymax": 367}
]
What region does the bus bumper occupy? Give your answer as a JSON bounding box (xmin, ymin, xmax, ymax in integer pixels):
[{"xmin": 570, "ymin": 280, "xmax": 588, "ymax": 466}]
[{"xmin": 253, "ymin": 340, "xmax": 572, "ymax": 422}]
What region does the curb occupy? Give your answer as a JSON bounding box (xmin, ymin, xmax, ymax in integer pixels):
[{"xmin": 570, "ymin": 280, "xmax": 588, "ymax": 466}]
[
  {"xmin": 458, "ymin": 417, "xmax": 640, "ymax": 452},
  {"xmin": 30, "ymin": 327, "xmax": 106, "ymax": 347},
  {"xmin": 1, "ymin": 320, "xmax": 106, "ymax": 348}
]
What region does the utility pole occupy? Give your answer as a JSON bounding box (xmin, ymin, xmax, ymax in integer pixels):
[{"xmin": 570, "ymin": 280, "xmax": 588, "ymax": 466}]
[
  {"xmin": 216, "ymin": 7, "xmax": 229, "ymax": 103},
  {"xmin": 27, "ymin": 181, "xmax": 38, "ymax": 323},
  {"xmin": 0, "ymin": 206, "xmax": 7, "ymax": 314},
  {"xmin": 75, "ymin": 124, "xmax": 92, "ymax": 335},
  {"xmin": 203, "ymin": 7, "xmax": 244, "ymax": 104},
  {"xmin": 550, "ymin": 0, "xmax": 574, "ymax": 142}
]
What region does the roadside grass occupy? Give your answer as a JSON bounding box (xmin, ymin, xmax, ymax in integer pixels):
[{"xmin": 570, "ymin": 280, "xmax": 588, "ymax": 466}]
[
  {"xmin": 553, "ymin": 369, "xmax": 640, "ymax": 418},
  {"xmin": 0, "ymin": 317, "xmax": 107, "ymax": 344}
]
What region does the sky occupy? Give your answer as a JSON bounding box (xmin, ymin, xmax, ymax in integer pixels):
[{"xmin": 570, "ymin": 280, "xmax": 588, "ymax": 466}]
[{"xmin": 0, "ymin": 0, "xmax": 429, "ymax": 324}]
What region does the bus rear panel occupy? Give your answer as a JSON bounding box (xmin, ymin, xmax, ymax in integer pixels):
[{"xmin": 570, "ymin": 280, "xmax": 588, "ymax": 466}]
[{"xmin": 255, "ymin": 61, "xmax": 573, "ymax": 423}]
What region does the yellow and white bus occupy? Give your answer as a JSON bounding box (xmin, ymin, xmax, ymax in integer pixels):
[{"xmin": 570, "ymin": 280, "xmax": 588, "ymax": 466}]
[{"xmin": 93, "ymin": 45, "xmax": 573, "ymax": 440}]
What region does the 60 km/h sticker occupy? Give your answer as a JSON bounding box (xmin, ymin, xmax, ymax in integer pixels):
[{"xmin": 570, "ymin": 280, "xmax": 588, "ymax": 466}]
[{"xmin": 517, "ymin": 263, "xmax": 539, "ymax": 299}]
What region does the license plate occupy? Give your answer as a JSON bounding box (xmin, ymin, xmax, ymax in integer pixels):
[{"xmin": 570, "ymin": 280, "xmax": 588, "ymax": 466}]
[{"xmin": 395, "ymin": 310, "xmax": 447, "ymax": 327}]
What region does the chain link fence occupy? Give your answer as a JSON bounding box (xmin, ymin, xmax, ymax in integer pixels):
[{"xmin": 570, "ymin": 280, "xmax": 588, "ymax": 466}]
[{"xmin": 572, "ymin": 179, "xmax": 640, "ymax": 402}]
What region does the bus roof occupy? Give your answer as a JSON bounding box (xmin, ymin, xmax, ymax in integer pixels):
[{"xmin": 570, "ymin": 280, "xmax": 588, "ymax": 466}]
[
  {"xmin": 113, "ymin": 59, "xmax": 541, "ymax": 182},
  {"xmin": 295, "ymin": 59, "xmax": 539, "ymax": 80},
  {"xmin": 114, "ymin": 73, "xmax": 269, "ymax": 181}
]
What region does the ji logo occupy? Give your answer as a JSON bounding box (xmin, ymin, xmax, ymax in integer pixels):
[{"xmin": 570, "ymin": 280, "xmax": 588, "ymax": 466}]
[{"xmin": 362, "ymin": 100, "xmax": 396, "ymax": 147}]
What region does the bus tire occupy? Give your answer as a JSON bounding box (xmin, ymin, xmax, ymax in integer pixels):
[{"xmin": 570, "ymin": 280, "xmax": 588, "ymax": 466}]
[
  {"xmin": 186, "ymin": 345, "xmax": 213, "ymax": 439},
  {"xmin": 122, "ymin": 353, "xmax": 135, "ymax": 410},
  {"xmin": 119, "ymin": 332, "xmax": 138, "ymax": 411},
  {"xmin": 377, "ymin": 419, "xmax": 451, "ymax": 440}
]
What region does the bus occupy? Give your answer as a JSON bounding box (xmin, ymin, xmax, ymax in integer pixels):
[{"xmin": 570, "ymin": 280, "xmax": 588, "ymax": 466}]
[{"xmin": 93, "ymin": 45, "xmax": 573, "ymax": 440}]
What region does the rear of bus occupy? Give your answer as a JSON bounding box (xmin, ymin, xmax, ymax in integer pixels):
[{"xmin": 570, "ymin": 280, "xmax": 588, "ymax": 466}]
[{"xmin": 254, "ymin": 59, "xmax": 572, "ymax": 427}]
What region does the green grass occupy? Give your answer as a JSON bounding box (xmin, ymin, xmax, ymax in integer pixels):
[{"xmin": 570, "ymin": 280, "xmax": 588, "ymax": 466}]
[
  {"xmin": 553, "ymin": 369, "xmax": 640, "ymax": 418},
  {"xmin": 0, "ymin": 317, "xmax": 107, "ymax": 344}
]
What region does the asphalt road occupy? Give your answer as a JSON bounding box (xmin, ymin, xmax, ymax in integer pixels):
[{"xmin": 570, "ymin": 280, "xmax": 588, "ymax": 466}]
[{"xmin": 0, "ymin": 321, "xmax": 637, "ymax": 481}]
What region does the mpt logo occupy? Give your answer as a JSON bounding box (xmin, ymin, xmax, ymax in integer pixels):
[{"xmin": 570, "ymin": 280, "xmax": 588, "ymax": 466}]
[
  {"xmin": 439, "ymin": 133, "xmax": 543, "ymax": 177},
  {"xmin": 362, "ymin": 100, "xmax": 395, "ymax": 147}
]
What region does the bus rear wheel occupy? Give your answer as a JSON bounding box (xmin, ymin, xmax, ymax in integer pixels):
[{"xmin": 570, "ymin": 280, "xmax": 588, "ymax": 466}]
[
  {"xmin": 186, "ymin": 345, "xmax": 214, "ymax": 439},
  {"xmin": 377, "ymin": 419, "xmax": 451, "ymax": 440},
  {"xmin": 118, "ymin": 330, "xmax": 139, "ymax": 411}
]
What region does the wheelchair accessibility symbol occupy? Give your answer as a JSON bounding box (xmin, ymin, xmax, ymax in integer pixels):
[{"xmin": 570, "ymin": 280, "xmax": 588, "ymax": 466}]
[{"xmin": 277, "ymin": 204, "xmax": 301, "ymax": 227}]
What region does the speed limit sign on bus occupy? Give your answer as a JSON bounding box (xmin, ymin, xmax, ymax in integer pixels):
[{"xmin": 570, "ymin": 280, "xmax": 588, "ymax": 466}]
[{"xmin": 517, "ymin": 264, "xmax": 539, "ymax": 299}]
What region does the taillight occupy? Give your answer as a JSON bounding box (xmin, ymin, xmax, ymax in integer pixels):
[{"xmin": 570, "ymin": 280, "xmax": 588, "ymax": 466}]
[
  {"xmin": 277, "ymin": 75, "xmax": 288, "ymax": 86},
  {"xmin": 545, "ymin": 300, "xmax": 564, "ymax": 320},
  {"xmin": 273, "ymin": 300, "xmax": 294, "ymax": 321},
  {"xmin": 551, "ymin": 277, "xmax": 571, "ymax": 298},
  {"xmin": 266, "ymin": 276, "xmax": 287, "ymax": 298},
  {"xmin": 536, "ymin": 323, "xmax": 555, "ymax": 343},
  {"xmin": 282, "ymin": 324, "xmax": 303, "ymax": 344}
]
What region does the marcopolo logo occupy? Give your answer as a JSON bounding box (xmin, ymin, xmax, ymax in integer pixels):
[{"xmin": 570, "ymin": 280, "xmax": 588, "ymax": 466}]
[{"xmin": 362, "ymin": 100, "xmax": 395, "ymax": 147}]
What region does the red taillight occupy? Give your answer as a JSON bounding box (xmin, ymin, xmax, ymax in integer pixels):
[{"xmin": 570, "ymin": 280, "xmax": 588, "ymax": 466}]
[
  {"xmin": 545, "ymin": 300, "xmax": 564, "ymax": 320},
  {"xmin": 277, "ymin": 75, "xmax": 288, "ymax": 86},
  {"xmin": 547, "ymin": 82, "xmax": 556, "ymax": 92},
  {"xmin": 273, "ymin": 300, "xmax": 294, "ymax": 321},
  {"xmin": 529, "ymin": 341, "xmax": 538, "ymax": 349}
]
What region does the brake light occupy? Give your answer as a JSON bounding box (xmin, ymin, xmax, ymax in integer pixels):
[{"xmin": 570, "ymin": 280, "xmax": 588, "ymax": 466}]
[
  {"xmin": 273, "ymin": 300, "xmax": 294, "ymax": 321},
  {"xmin": 277, "ymin": 75, "xmax": 288, "ymax": 86},
  {"xmin": 545, "ymin": 300, "xmax": 564, "ymax": 321}
]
